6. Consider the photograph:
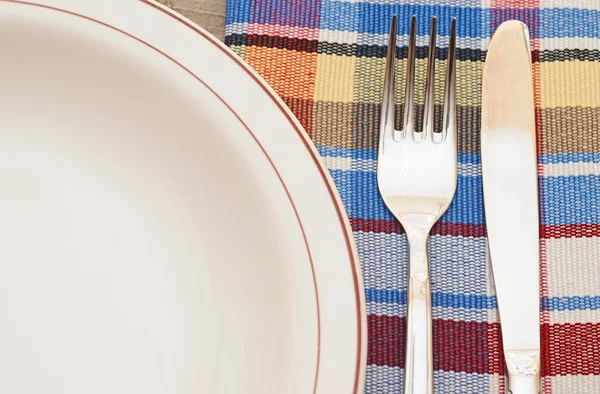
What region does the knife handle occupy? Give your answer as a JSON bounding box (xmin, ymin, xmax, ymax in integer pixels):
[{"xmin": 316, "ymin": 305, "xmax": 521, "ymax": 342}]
[
  {"xmin": 403, "ymin": 231, "xmax": 433, "ymax": 394},
  {"xmin": 506, "ymin": 350, "xmax": 541, "ymax": 394}
]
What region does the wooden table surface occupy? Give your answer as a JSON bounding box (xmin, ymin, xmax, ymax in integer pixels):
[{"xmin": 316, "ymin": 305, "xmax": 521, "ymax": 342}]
[{"xmin": 157, "ymin": 0, "xmax": 226, "ymax": 42}]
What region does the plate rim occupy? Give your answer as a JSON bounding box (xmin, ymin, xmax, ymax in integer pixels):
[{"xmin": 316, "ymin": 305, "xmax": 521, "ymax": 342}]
[{"xmin": 1, "ymin": 1, "xmax": 367, "ymax": 392}]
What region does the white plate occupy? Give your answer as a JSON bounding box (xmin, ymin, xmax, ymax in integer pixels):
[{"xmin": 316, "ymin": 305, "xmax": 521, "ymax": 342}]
[{"xmin": 0, "ymin": 1, "xmax": 366, "ymax": 393}]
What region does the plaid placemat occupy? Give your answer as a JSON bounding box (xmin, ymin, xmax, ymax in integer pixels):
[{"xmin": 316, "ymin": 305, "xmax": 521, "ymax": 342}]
[{"xmin": 224, "ymin": 0, "xmax": 600, "ymax": 393}]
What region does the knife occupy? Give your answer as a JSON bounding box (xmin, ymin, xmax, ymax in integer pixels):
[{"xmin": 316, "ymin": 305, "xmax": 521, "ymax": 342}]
[{"xmin": 481, "ymin": 21, "xmax": 541, "ymax": 394}]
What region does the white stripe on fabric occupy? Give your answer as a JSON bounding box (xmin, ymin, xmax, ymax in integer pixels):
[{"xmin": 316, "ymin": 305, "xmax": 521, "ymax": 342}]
[
  {"xmin": 355, "ymin": 231, "xmax": 408, "ymax": 290},
  {"xmin": 356, "ymin": 232, "xmax": 489, "ymax": 294},
  {"xmin": 433, "ymin": 306, "xmax": 497, "ymax": 322},
  {"xmin": 322, "ymin": 155, "xmax": 479, "ymax": 176},
  {"xmin": 227, "ymin": 24, "xmax": 600, "ymax": 53},
  {"xmin": 225, "ymin": 22, "xmax": 248, "ymax": 36},
  {"xmin": 544, "ymin": 237, "xmax": 600, "ymax": 297},
  {"xmin": 330, "ymin": 0, "xmax": 483, "ymax": 6},
  {"xmin": 319, "ymin": 29, "xmax": 360, "ymax": 45},
  {"xmin": 322, "ymin": 155, "xmax": 354, "ymax": 171},
  {"xmin": 460, "ymin": 163, "xmax": 481, "ymax": 177},
  {"xmin": 544, "ymin": 161, "xmax": 600, "ymax": 177},
  {"xmin": 358, "ymin": 32, "xmax": 483, "ymax": 50},
  {"xmin": 366, "ymin": 366, "xmax": 496, "ymax": 394},
  {"xmin": 541, "ymin": 0, "xmax": 600, "ymax": 11},
  {"xmin": 549, "ymin": 309, "xmax": 600, "ymax": 325},
  {"xmin": 321, "ymin": 156, "xmax": 378, "ymax": 172},
  {"xmin": 550, "ymin": 375, "xmax": 600, "ymax": 393},
  {"xmin": 365, "ymin": 365, "xmax": 403, "ymax": 394},
  {"xmin": 429, "ymin": 235, "xmax": 489, "ymax": 295},
  {"xmin": 323, "ymin": 155, "xmax": 597, "ymax": 177},
  {"xmin": 540, "ymin": 37, "xmax": 600, "ymax": 51},
  {"xmin": 367, "ymin": 301, "xmax": 406, "ymax": 317},
  {"xmin": 367, "ymin": 302, "xmax": 497, "ymax": 322},
  {"xmin": 481, "ymin": 0, "xmax": 600, "ymax": 8},
  {"xmin": 434, "ymin": 370, "xmax": 495, "ymax": 394}
]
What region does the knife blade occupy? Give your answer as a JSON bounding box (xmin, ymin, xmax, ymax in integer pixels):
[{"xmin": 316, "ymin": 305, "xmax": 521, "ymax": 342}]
[{"xmin": 481, "ymin": 20, "xmax": 541, "ymax": 394}]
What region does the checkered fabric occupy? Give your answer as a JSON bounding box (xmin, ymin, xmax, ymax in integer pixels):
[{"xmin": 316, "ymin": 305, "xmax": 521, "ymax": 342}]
[{"xmin": 224, "ymin": 0, "xmax": 600, "ymax": 392}]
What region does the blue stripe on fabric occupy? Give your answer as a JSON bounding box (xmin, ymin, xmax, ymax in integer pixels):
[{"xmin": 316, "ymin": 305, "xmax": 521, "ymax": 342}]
[
  {"xmin": 317, "ymin": 146, "xmax": 599, "ymax": 167},
  {"xmin": 540, "ymin": 8, "xmax": 600, "ymax": 39},
  {"xmin": 316, "ymin": 145, "xmax": 378, "ymax": 160},
  {"xmin": 540, "ymin": 152, "xmax": 600, "ymax": 165},
  {"xmin": 327, "ymin": 160, "xmax": 598, "ymax": 226},
  {"xmin": 543, "ymin": 296, "xmax": 600, "ymax": 311},
  {"xmin": 541, "ymin": 175, "xmax": 600, "ymax": 225},
  {"xmin": 226, "ymin": 0, "xmax": 322, "ymax": 27},
  {"xmin": 366, "ymin": 289, "xmax": 600, "ymax": 312},
  {"xmin": 321, "ymin": 2, "xmax": 482, "ymax": 37},
  {"xmin": 225, "ymin": 0, "xmax": 251, "ymax": 25},
  {"xmin": 316, "ymin": 145, "xmax": 481, "ymax": 164},
  {"xmin": 365, "ymin": 288, "xmax": 498, "ymax": 309},
  {"xmin": 320, "ymin": 0, "xmax": 359, "ymax": 32},
  {"xmin": 328, "ymin": 170, "xmax": 485, "ymax": 223},
  {"xmin": 227, "ymin": 1, "xmax": 600, "ymax": 39},
  {"xmin": 318, "ymin": 146, "xmax": 600, "ymax": 167}
]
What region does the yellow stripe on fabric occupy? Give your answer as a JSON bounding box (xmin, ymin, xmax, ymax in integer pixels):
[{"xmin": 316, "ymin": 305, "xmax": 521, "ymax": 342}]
[
  {"xmin": 354, "ymin": 57, "xmax": 483, "ymax": 107},
  {"xmin": 314, "ymin": 53, "xmax": 357, "ymax": 103},
  {"xmin": 539, "ymin": 60, "xmax": 600, "ymax": 108},
  {"xmin": 229, "ymin": 45, "xmax": 246, "ymax": 59}
]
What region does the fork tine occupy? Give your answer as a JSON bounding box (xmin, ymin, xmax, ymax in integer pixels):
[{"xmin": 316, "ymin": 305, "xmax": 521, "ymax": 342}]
[
  {"xmin": 420, "ymin": 17, "xmax": 437, "ymax": 142},
  {"xmin": 436, "ymin": 17, "xmax": 457, "ymax": 144},
  {"xmin": 402, "ymin": 15, "xmax": 417, "ymax": 139},
  {"xmin": 379, "ymin": 14, "xmax": 397, "ymax": 151}
]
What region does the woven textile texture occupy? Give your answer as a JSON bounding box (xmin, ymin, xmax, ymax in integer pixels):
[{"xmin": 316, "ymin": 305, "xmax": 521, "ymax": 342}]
[{"xmin": 224, "ymin": 0, "xmax": 600, "ymax": 393}]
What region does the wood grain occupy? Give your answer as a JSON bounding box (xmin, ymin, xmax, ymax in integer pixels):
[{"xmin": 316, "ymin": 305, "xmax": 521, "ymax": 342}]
[{"xmin": 157, "ymin": 0, "xmax": 226, "ymax": 41}]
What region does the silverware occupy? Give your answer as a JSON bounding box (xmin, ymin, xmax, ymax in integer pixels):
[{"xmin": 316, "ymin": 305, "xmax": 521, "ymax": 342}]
[
  {"xmin": 377, "ymin": 15, "xmax": 457, "ymax": 394},
  {"xmin": 481, "ymin": 20, "xmax": 541, "ymax": 394}
]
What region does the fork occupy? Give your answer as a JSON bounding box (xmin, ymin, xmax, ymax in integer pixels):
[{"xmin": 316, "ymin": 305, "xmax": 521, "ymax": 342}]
[{"xmin": 377, "ymin": 15, "xmax": 457, "ymax": 394}]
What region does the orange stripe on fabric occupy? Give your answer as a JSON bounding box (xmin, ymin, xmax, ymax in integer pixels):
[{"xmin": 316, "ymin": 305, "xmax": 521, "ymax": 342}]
[{"xmin": 244, "ymin": 46, "xmax": 318, "ymax": 101}]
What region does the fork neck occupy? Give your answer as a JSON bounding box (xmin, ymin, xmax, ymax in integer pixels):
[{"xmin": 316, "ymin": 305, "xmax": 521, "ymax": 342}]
[
  {"xmin": 397, "ymin": 211, "xmax": 436, "ymax": 240},
  {"xmin": 403, "ymin": 225, "xmax": 431, "ymax": 281}
]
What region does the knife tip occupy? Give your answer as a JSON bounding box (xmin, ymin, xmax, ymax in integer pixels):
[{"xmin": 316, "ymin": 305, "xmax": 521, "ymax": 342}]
[{"xmin": 492, "ymin": 20, "xmax": 531, "ymax": 45}]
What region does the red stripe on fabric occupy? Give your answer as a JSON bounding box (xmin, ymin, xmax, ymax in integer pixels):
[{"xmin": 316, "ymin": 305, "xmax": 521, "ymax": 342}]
[
  {"xmin": 540, "ymin": 223, "xmax": 600, "ymax": 239},
  {"xmin": 282, "ymin": 97, "xmax": 315, "ymax": 135},
  {"xmin": 434, "ymin": 319, "xmax": 501, "ymax": 375},
  {"xmin": 541, "ymin": 321, "xmax": 552, "ymax": 379},
  {"xmin": 543, "ymin": 322, "xmax": 600, "ymax": 376},
  {"xmin": 350, "ymin": 218, "xmax": 487, "ymax": 237},
  {"xmin": 247, "ymin": 33, "xmax": 319, "ymax": 52},
  {"xmin": 367, "ymin": 314, "xmax": 404, "ymax": 368},
  {"xmin": 352, "ymin": 218, "xmax": 598, "ymax": 239},
  {"xmin": 367, "ymin": 315, "xmax": 503, "ymax": 374}
]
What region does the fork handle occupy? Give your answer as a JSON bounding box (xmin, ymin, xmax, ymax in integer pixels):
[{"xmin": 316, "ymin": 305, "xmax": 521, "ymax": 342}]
[
  {"xmin": 404, "ymin": 232, "xmax": 433, "ymax": 394},
  {"xmin": 506, "ymin": 350, "xmax": 541, "ymax": 394},
  {"xmin": 508, "ymin": 375, "xmax": 540, "ymax": 394}
]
